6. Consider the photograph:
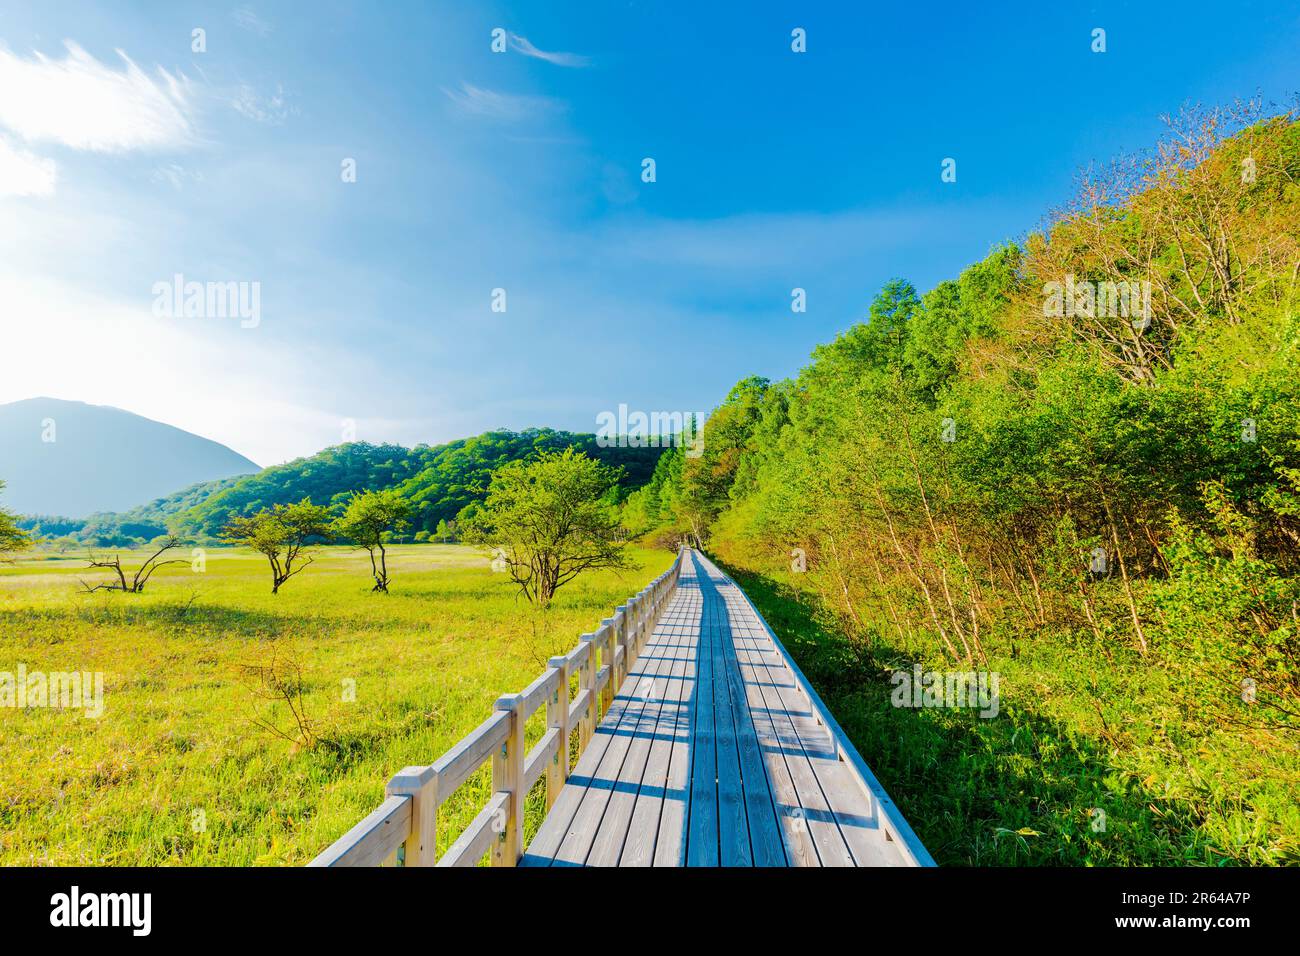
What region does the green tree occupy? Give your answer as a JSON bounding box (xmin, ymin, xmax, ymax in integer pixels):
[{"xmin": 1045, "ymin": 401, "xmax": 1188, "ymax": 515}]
[
  {"xmin": 464, "ymin": 448, "xmax": 629, "ymax": 605},
  {"xmin": 0, "ymin": 481, "xmax": 31, "ymax": 558},
  {"xmin": 333, "ymin": 489, "xmax": 412, "ymax": 593},
  {"xmin": 221, "ymin": 499, "xmax": 332, "ymax": 594}
]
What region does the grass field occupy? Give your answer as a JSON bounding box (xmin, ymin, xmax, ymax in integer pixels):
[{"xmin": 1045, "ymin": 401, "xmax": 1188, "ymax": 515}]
[{"xmin": 0, "ymin": 543, "xmax": 673, "ymax": 865}]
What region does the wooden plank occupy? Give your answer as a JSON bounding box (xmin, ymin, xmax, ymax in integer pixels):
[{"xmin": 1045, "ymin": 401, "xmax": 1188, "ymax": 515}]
[
  {"xmin": 584, "ymin": 597, "xmax": 692, "ymax": 866},
  {"xmin": 698, "ymin": 555, "xmax": 854, "ymax": 867},
  {"xmin": 620, "ymin": 585, "xmax": 696, "ymax": 866},
  {"xmin": 308, "ymin": 795, "xmax": 411, "ymax": 868},
  {"xmin": 729, "ymin": 594, "xmax": 901, "ymax": 867},
  {"xmin": 717, "ymin": 611, "xmax": 786, "ymax": 867},
  {"xmin": 750, "ymin": 645, "xmax": 856, "ymax": 866},
  {"xmin": 565, "ymin": 639, "xmax": 591, "ymax": 671},
  {"xmin": 523, "ymin": 726, "xmax": 561, "ymax": 793},
  {"xmin": 718, "ymin": 558, "xmax": 932, "ymax": 866},
  {"xmin": 519, "ymin": 667, "xmax": 560, "ymax": 721},
  {"xmin": 655, "ymin": 554, "xmax": 702, "ymax": 865},
  {"xmin": 548, "ymin": 654, "xmax": 651, "ymax": 864},
  {"xmin": 728, "ymin": 622, "xmax": 817, "ymax": 867},
  {"xmin": 568, "ymin": 688, "xmax": 592, "ymax": 730},
  {"xmin": 430, "ymin": 710, "xmax": 509, "ymax": 801},
  {"xmin": 519, "ymin": 687, "xmax": 628, "ymax": 865},
  {"xmin": 523, "ymin": 554, "xmax": 698, "ymax": 868},
  {"xmin": 437, "ymin": 792, "xmax": 509, "ymax": 867},
  {"xmin": 709, "ymin": 577, "xmax": 751, "ymax": 866},
  {"xmin": 685, "ymin": 554, "xmax": 720, "ymax": 866}
]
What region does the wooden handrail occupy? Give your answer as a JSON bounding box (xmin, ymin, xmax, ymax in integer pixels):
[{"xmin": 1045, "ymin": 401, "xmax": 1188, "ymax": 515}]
[{"xmin": 309, "ymin": 552, "xmax": 684, "ymax": 867}]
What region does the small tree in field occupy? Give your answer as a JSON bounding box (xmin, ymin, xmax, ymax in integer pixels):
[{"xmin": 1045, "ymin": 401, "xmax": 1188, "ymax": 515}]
[
  {"xmin": 221, "ymin": 499, "xmax": 332, "ymax": 594},
  {"xmin": 80, "ymin": 535, "xmax": 184, "ymax": 593},
  {"xmin": 333, "ymin": 489, "xmax": 412, "ymax": 593},
  {"xmin": 464, "ymin": 448, "xmax": 629, "ymax": 605},
  {"xmin": 0, "ymin": 481, "xmax": 30, "ymax": 559}
]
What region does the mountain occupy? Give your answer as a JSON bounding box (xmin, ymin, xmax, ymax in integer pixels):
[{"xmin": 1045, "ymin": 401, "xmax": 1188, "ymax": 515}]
[{"xmin": 0, "ymin": 398, "xmax": 260, "ymax": 518}]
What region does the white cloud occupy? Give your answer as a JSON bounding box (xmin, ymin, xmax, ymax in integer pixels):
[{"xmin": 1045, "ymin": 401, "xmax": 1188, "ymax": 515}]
[
  {"xmin": 232, "ymin": 83, "xmax": 291, "ymax": 125},
  {"xmin": 508, "ymin": 33, "xmax": 589, "ymax": 68},
  {"xmin": 0, "ymin": 137, "xmax": 56, "ymax": 197},
  {"xmin": 232, "ymin": 7, "xmax": 273, "ymax": 37},
  {"xmin": 0, "ymin": 41, "xmax": 194, "ymax": 152},
  {"xmin": 442, "ymin": 82, "xmax": 561, "ymax": 121}
]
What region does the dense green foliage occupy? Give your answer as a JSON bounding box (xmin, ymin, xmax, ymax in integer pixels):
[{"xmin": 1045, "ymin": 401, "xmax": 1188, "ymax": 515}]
[
  {"xmin": 18, "ymin": 429, "xmax": 664, "ymax": 548},
  {"xmin": 638, "ymin": 107, "xmax": 1300, "ymax": 864}
]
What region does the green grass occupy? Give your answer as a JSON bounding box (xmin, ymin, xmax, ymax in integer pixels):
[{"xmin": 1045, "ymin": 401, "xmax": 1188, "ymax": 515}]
[
  {"xmin": 0, "ymin": 543, "xmax": 673, "ymax": 865},
  {"xmin": 716, "ymin": 559, "xmax": 1300, "ymax": 867}
]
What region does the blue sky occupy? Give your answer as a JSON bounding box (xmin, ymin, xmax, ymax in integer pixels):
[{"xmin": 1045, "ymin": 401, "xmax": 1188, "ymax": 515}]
[{"xmin": 0, "ymin": 1, "xmax": 1296, "ymax": 465}]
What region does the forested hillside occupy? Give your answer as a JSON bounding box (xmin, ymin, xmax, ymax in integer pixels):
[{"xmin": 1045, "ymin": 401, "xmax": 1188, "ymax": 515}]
[
  {"xmin": 631, "ymin": 106, "xmax": 1300, "ymax": 864},
  {"xmin": 23, "ymin": 429, "xmax": 664, "ymax": 546}
]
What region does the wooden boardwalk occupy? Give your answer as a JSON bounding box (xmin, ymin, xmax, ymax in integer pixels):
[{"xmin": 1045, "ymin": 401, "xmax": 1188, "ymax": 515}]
[
  {"xmin": 311, "ymin": 549, "xmax": 932, "ymax": 868},
  {"xmin": 521, "ymin": 551, "xmax": 923, "ymax": 867}
]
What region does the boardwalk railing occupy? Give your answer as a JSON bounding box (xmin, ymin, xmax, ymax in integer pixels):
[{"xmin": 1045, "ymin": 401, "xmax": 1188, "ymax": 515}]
[{"xmin": 309, "ymin": 554, "xmax": 684, "ymax": 867}]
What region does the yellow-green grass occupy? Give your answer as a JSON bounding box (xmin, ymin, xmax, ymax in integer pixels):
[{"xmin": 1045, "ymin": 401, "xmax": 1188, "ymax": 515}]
[{"xmin": 0, "ymin": 544, "xmax": 673, "ymax": 865}]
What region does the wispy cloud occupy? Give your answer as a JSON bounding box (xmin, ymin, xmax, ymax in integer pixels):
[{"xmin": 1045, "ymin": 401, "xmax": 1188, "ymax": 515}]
[
  {"xmin": 0, "ymin": 137, "xmax": 56, "ymax": 197},
  {"xmin": 508, "ymin": 33, "xmax": 589, "ymax": 68},
  {"xmin": 232, "ymin": 6, "xmax": 273, "ymax": 37},
  {"xmin": 441, "ymin": 82, "xmax": 562, "ymax": 121},
  {"xmin": 150, "ymin": 163, "xmax": 203, "ymax": 190},
  {"xmin": 232, "ymin": 83, "xmax": 291, "ymax": 124},
  {"xmin": 0, "ymin": 41, "xmax": 194, "ymax": 152}
]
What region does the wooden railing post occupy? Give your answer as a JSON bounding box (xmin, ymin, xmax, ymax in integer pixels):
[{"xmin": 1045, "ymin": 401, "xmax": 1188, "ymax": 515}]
[
  {"xmin": 545, "ymin": 657, "xmax": 570, "ymax": 809},
  {"xmin": 601, "ymin": 615, "xmax": 619, "ymax": 687},
  {"xmin": 637, "ymin": 593, "xmax": 648, "ymax": 665},
  {"xmin": 603, "ymin": 627, "xmax": 616, "ymax": 715},
  {"xmin": 578, "ymin": 633, "xmax": 597, "ymax": 747},
  {"xmin": 630, "ymin": 598, "xmax": 644, "ymax": 661},
  {"xmin": 385, "ymin": 764, "xmax": 438, "ymax": 867},
  {"xmin": 491, "ymin": 693, "xmax": 525, "ymax": 866},
  {"xmin": 613, "ymin": 604, "xmax": 628, "ymax": 675}
]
